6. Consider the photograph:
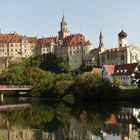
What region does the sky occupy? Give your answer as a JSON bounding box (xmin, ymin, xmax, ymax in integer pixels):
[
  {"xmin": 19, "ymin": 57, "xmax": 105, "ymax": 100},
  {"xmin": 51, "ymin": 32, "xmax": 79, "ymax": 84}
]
[{"xmin": 0, "ymin": 0, "xmax": 140, "ymax": 48}]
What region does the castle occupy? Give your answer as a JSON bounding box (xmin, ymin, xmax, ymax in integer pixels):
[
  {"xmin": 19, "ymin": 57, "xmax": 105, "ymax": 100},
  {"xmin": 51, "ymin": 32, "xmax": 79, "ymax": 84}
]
[{"xmin": 0, "ymin": 15, "xmax": 140, "ymax": 70}]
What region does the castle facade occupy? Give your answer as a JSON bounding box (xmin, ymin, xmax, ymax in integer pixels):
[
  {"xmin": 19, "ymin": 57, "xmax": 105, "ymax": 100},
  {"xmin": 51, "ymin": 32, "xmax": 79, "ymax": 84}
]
[{"xmin": 0, "ymin": 15, "xmax": 140, "ymax": 70}]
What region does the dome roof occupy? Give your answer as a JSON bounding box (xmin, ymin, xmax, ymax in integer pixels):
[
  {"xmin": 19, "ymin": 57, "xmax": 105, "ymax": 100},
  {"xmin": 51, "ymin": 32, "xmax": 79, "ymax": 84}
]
[{"xmin": 118, "ymin": 30, "xmax": 127, "ymax": 38}]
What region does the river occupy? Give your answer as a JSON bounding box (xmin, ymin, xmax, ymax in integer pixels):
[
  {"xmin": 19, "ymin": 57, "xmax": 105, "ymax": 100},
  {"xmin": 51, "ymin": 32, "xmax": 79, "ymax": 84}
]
[{"xmin": 0, "ymin": 97, "xmax": 140, "ymax": 140}]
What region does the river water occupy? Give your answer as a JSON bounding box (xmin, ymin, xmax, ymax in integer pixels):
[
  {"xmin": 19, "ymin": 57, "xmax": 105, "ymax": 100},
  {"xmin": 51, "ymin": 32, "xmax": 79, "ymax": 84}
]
[{"xmin": 0, "ymin": 97, "xmax": 140, "ymax": 140}]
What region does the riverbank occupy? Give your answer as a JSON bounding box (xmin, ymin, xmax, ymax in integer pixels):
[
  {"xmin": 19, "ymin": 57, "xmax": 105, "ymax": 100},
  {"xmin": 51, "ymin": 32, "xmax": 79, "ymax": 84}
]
[{"xmin": 118, "ymin": 88, "xmax": 140, "ymax": 101}]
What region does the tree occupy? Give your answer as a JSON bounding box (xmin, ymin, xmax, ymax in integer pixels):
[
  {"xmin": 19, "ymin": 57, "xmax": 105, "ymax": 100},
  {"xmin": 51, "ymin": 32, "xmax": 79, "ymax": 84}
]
[
  {"xmin": 51, "ymin": 73, "xmax": 73, "ymax": 98},
  {"xmin": 57, "ymin": 57, "xmax": 71, "ymax": 73},
  {"xmin": 134, "ymin": 64, "xmax": 140, "ymax": 88},
  {"xmin": 28, "ymin": 53, "xmax": 71, "ymax": 73},
  {"xmin": 0, "ymin": 62, "xmax": 24, "ymax": 85},
  {"xmin": 23, "ymin": 67, "xmax": 55, "ymax": 97},
  {"xmin": 71, "ymin": 73, "xmax": 119, "ymax": 100},
  {"xmin": 114, "ymin": 76, "xmax": 121, "ymax": 87}
]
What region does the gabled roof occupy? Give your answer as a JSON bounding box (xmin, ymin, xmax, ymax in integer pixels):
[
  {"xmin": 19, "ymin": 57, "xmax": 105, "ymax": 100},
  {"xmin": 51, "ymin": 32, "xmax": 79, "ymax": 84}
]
[
  {"xmin": 114, "ymin": 63, "xmax": 138, "ymax": 76},
  {"xmin": 63, "ymin": 34, "xmax": 92, "ymax": 46},
  {"xmin": 103, "ymin": 63, "xmax": 138, "ymax": 76},
  {"xmin": 0, "ymin": 33, "xmax": 22, "ymax": 43},
  {"xmin": 104, "ymin": 65, "xmax": 115, "ymax": 75},
  {"xmin": 105, "ymin": 114, "xmax": 117, "ymax": 124},
  {"xmin": 92, "ymin": 68, "xmax": 101, "ymax": 74}
]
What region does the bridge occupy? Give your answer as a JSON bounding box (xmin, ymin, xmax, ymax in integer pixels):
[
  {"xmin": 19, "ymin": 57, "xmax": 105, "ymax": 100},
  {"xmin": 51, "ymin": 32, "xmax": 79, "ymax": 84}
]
[
  {"xmin": 0, "ymin": 103, "xmax": 32, "ymax": 111},
  {"xmin": 0, "ymin": 85, "xmax": 32, "ymax": 91}
]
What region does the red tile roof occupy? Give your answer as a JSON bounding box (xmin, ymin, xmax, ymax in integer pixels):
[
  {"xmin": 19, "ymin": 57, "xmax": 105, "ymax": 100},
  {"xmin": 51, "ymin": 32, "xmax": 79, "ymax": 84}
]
[
  {"xmin": 0, "ymin": 33, "xmax": 92, "ymax": 47},
  {"xmin": 114, "ymin": 63, "xmax": 138, "ymax": 76},
  {"xmin": 27, "ymin": 37, "xmax": 38, "ymax": 43},
  {"xmin": 64, "ymin": 34, "xmax": 92, "ymax": 46},
  {"xmin": 0, "ymin": 33, "xmax": 22, "ymax": 43},
  {"xmin": 101, "ymin": 47, "xmax": 127, "ymax": 54},
  {"xmin": 105, "ymin": 114, "xmax": 117, "ymax": 124},
  {"xmin": 105, "ymin": 65, "xmax": 115, "ymax": 75},
  {"xmin": 104, "ymin": 63, "xmax": 138, "ymax": 76},
  {"xmin": 38, "ymin": 37, "xmax": 62, "ymax": 44},
  {"xmin": 92, "ymin": 68, "xmax": 101, "ymax": 74}
]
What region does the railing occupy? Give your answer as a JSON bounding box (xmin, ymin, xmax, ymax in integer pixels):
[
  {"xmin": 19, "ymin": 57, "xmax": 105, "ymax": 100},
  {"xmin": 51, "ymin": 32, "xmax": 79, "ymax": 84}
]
[{"xmin": 0, "ymin": 85, "xmax": 32, "ymax": 91}]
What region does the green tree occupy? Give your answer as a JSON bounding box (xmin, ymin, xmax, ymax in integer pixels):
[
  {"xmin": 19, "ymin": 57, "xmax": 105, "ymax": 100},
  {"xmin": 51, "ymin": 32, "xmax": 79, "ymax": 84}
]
[
  {"xmin": 28, "ymin": 53, "xmax": 71, "ymax": 73},
  {"xmin": 57, "ymin": 57, "xmax": 71, "ymax": 73},
  {"xmin": 0, "ymin": 62, "xmax": 24, "ymax": 85},
  {"xmin": 134, "ymin": 64, "xmax": 140, "ymax": 88},
  {"xmin": 51, "ymin": 73, "xmax": 73, "ymax": 98},
  {"xmin": 23, "ymin": 67, "xmax": 55, "ymax": 97},
  {"xmin": 114, "ymin": 76, "xmax": 121, "ymax": 87},
  {"xmin": 71, "ymin": 73, "xmax": 119, "ymax": 100}
]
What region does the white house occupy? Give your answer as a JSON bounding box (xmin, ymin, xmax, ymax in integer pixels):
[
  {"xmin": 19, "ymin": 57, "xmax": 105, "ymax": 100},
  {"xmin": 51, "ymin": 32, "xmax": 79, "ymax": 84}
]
[{"xmin": 92, "ymin": 63, "xmax": 139, "ymax": 86}]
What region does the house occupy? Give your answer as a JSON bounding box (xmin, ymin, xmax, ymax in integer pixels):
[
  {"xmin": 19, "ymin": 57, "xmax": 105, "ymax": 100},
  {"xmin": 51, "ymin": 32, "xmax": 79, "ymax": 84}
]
[
  {"xmin": 92, "ymin": 63, "xmax": 139, "ymax": 86},
  {"xmin": 91, "ymin": 67, "xmax": 101, "ymax": 74},
  {"xmin": 113, "ymin": 63, "xmax": 138, "ymax": 85},
  {"xmin": 101, "ymin": 65, "xmax": 115, "ymax": 84}
]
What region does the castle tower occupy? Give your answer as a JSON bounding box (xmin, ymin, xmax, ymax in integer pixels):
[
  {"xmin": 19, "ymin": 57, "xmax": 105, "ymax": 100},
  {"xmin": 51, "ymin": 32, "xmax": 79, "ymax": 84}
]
[
  {"xmin": 98, "ymin": 30, "xmax": 106, "ymax": 53},
  {"xmin": 58, "ymin": 14, "xmax": 70, "ymax": 39},
  {"xmin": 118, "ymin": 30, "xmax": 127, "ymax": 47}
]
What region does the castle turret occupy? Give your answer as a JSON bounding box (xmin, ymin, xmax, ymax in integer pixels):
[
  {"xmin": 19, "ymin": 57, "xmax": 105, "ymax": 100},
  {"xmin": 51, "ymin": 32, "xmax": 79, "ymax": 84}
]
[
  {"xmin": 58, "ymin": 14, "xmax": 70, "ymax": 39},
  {"xmin": 98, "ymin": 30, "xmax": 106, "ymax": 53},
  {"xmin": 118, "ymin": 30, "xmax": 127, "ymax": 47}
]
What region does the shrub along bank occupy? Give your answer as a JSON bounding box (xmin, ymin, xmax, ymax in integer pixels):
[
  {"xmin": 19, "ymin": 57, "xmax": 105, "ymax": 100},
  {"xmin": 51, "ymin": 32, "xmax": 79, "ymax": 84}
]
[{"xmin": 0, "ymin": 54, "xmax": 120, "ymax": 101}]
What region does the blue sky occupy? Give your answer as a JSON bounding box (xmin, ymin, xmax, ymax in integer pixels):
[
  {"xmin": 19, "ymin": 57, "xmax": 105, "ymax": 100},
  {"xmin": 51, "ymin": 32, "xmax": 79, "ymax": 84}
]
[{"xmin": 0, "ymin": 0, "xmax": 140, "ymax": 48}]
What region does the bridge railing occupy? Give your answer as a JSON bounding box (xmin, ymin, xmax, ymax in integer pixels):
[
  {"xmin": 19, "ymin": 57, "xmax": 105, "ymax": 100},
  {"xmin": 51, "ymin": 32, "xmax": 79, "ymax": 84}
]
[{"xmin": 0, "ymin": 85, "xmax": 32, "ymax": 88}]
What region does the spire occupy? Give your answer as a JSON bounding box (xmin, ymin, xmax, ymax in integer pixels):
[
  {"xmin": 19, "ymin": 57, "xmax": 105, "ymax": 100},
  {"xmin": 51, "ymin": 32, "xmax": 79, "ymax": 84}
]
[
  {"xmin": 62, "ymin": 14, "xmax": 66, "ymax": 23},
  {"xmin": 99, "ymin": 30, "xmax": 103, "ymax": 39},
  {"xmin": 98, "ymin": 30, "xmax": 105, "ymax": 53},
  {"xmin": 58, "ymin": 13, "xmax": 70, "ymax": 39},
  {"xmin": 62, "ymin": 10, "xmax": 66, "ymax": 24},
  {"xmin": 99, "ymin": 30, "xmax": 104, "ymax": 47}
]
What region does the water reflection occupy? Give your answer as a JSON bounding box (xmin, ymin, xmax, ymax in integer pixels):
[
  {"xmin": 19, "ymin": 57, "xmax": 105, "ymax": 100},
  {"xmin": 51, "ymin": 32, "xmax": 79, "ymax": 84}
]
[{"xmin": 0, "ymin": 98, "xmax": 140, "ymax": 140}]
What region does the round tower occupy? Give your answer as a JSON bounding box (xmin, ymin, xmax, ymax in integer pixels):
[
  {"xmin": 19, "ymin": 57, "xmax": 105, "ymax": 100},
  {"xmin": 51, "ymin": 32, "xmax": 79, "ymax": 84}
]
[{"xmin": 118, "ymin": 30, "xmax": 127, "ymax": 47}]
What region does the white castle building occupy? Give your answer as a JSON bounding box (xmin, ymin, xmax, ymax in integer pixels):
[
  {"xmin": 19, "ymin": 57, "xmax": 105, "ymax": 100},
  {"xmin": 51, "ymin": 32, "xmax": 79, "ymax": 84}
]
[
  {"xmin": 0, "ymin": 15, "xmax": 92, "ymax": 70},
  {"xmin": 0, "ymin": 15, "xmax": 140, "ymax": 70}
]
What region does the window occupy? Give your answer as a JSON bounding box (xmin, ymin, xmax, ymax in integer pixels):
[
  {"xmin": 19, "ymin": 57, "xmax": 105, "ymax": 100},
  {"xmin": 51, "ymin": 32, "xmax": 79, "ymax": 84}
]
[
  {"xmin": 107, "ymin": 54, "xmax": 110, "ymax": 59},
  {"xmin": 102, "ymin": 57, "xmax": 105, "ymax": 63},
  {"xmin": 121, "ymin": 55, "xmax": 124, "ymax": 60}
]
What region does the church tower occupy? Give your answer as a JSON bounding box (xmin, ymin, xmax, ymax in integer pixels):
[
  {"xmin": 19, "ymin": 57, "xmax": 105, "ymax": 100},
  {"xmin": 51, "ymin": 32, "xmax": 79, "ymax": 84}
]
[
  {"xmin": 118, "ymin": 30, "xmax": 127, "ymax": 47},
  {"xmin": 98, "ymin": 30, "xmax": 106, "ymax": 53},
  {"xmin": 58, "ymin": 14, "xmax": 70, "ymax": 39}
]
